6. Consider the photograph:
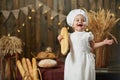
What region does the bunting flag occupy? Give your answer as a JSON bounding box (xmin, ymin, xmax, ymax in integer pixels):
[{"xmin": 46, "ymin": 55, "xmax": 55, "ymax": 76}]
[
  {"xmin": 35, "ymin": 0, "xmax": 43, "ymax": 10},
  {"xmin": 2, "ymin": 10, "xmax": 11, "ymax": 19},
  {"xmin": 1, "ymin": 0, "xmax": 67, "ymax": 28},
  {"xmin": 50, "ymin": 10, "xmax": 58, "ymax": 20},
  {"xmin": 42, "ymin": 5, "xmax": 50, "ymax": 14},
  {"xmin": 20, "ymin": 7, "xmax": 28, "ymax": 16},
  {"xmin": 28, "ymin": 5, "xmax": 34, "ymax": 9},
  {"xmin": 58, "ymin": 13, "xmax": 66, "ymax": 23},
  {"xmin": 12, "ymin": 9, "xmax": 20, "ymax": 19}
]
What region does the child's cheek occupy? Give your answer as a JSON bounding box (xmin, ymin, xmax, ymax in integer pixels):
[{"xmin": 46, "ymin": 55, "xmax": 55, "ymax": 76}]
[{"xmin": 83, "ymin": 22, "xmax": 87, "ymax": 26}]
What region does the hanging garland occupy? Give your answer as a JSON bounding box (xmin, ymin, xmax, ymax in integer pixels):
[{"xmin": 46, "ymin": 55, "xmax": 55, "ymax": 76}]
[{"xmin": 0, "ymin": 0, "xmax": 67, "ymax": 36}]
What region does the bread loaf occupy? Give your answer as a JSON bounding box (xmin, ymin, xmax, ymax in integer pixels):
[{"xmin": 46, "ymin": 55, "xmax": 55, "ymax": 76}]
[
  {"xmin": 60, "ymin": 27, "xmax": 69, "ymax": 55},
  {"xmin": 32, "ymin": 58, "xmax": 38, "ymax": 80},
  {"xmin": 16, "ymin": 60, "xmax": 25, "ymax": 78},
  {"xmin": 26, "ymin": 58, "xmax": 33, "ymax": 79},
  {"xmin": 38, "ymin": 59, "xmax": 57, "ymax": 68},
  {"xmin": 22, "ymin": 57, "xmax": 29, "ymax": 76}
]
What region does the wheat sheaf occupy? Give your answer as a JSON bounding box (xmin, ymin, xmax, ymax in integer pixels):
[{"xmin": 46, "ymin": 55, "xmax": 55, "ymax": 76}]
[
  {"xmin": 86, "ymin": 8, "xmax": 120, "ymax": 43},
  {"xmin": 0, "ymin": 36, "xmax": 23, "ymax": 56}
]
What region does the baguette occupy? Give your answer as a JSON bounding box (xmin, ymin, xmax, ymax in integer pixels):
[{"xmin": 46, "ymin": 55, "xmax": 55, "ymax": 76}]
[
  {"xmin": 32, "ymin": 58, "xmax": 38, "ymax": 80},
  {"xmin": 22, "ymin": 57, "xmax": 29, "ymax": 75},
  {"xmin": 26, "ymin": 58, "xmax": 33, "ymax": 79},
  {"xmin": 16, "ymin": 60, "xmax": 25, "ymax": 78},
  {"xmin": 60, "ymin": 27, "xmax": 69, "ymax": 55}
]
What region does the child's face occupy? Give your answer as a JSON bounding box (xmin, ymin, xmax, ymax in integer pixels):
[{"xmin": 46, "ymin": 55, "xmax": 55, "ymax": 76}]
[{"xmin": 72, "ymin": 14, "xmax": 87, "ymax": 32}]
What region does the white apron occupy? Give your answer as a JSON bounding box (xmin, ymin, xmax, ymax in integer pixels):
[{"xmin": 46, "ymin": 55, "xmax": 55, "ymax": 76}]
[{"xmin": 64, "ymin": 31, "xmax": 95, "ymax": 80}]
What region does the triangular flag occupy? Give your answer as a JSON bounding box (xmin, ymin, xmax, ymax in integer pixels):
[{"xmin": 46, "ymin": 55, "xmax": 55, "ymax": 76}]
[
  {"xmin": 28, "ymin": 5, "xmax": 34, "ymax": 9},
  {"xmin": 35, "ymin": 0, "xmax": 43, "ymax": 10},
  {"xmin": 2, "ymin": 10, "xmax": 11, "ymax": 19},
  {"xmin": 12, "ymin": 9, "xmax": 20, "ymax": 19},
  {"xmin": 50, "ymin": 10, "xmax": 58, "ymax": 19},
  {"xmin": 59, "ymin": 13, "xmax": 66, "ymax": 23},
  {"xmin": 42, "ymin": 5, "xmax": 50, "ymax": 14},
  {"xmin": 20, "ymin": 7, "xmax": 28, "ymax": 16}
]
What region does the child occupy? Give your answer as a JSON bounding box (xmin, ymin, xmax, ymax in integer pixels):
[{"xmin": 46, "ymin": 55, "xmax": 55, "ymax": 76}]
[{"xmin": 58, "ymin": 9, "xmax": 113, "ymax": 80}]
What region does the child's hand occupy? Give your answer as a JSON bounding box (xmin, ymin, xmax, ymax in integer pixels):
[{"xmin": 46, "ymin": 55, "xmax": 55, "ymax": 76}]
[
  {"xmin": 57, "ymin": 35, "xmax": 64, "ymax": 42},
  {"xmin": 103, "ymin": 38, "xmax": 114, "ymax": 45}
]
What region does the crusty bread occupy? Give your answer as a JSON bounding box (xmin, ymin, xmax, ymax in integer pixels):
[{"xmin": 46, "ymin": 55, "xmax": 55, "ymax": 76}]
[
  {"xmin": 16, "ymin": 60, "xmax": 25, "ymax": 78},
  {"xmin": 36, "ymin": 52, "xmax": 56, "ymax": 59},
  {"xmin": 60, "ymin": 27, "xmax": 69, "ymax": 55},
  {"xmin": 38, "ymin": 59, "xmax": 57, "ymax": 68},
  {"xmin": 26, "ymin": 58, "xmax": 33, "ymax": 79},
  {"xmin": 32, "ymin": 58, "xmax": 38, "ymax": 80},
  {"xmin": 21, "ymin": 57, "xmax": 29, "ymax": 76}
]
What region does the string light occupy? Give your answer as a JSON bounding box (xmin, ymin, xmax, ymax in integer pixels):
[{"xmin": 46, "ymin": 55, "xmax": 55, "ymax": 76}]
[
  {"xmin": 22, "ymin": 23, "xmax": 25, "ymax": 26},
  {"xmin": 31, "ymin": 9, "xmax": 35, "ymax": 12},
  {"xmin": 17, "ymin": 29, "xmax": 20, "ymax": 33},
  {"xmin": 38, "ymin": 3, "xmax": 42, "ymax": 7},
  {"xmin": 1, "ymin": 1, "xmax": 67, "ymax": 36},
  {"xmin": 8, "ymin": 34, "xmax": 10, "ymax": 36},
  {"xmin": 50, "ymin": 17, "xmax": 54, "ymax": 20},
  {"xmin": 85, "ymin": 28, "xmax": 89, "ymax": 32},
  {"xmin": 58, "ymin": 22, "xmax": 61, "ymax": 25},
  {"xmin": 118, "ymin": 6, "xmax": 120, "ymax": 10},
  {"xmin": 44, "ymin": 10, "xmax": 48, "ymax": 14},
  {"xmin": 111, "ymin": 13, "xmax": 115, "ymax": 17},
  {"xmin": 28, "ymin": 16, "xmax": 32, "ymax": 19},
  {"xmin": 67, "ymin": 27, "xmax": 69, "ymax": 30}
]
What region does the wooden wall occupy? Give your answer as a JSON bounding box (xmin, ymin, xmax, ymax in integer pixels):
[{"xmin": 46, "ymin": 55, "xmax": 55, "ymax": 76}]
[{"xmin": 0, "ymin": 0, "xmax": 120, "ymax": 67}]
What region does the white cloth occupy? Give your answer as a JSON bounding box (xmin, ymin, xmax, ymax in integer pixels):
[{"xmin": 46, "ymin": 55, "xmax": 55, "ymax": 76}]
[
  {"xmin": 64, "ymin": 31, "xmax": 95, "ymax": 80},
  {"xmin": 66, "ymin": 9, "xmax": 88, "ymax": 27}
]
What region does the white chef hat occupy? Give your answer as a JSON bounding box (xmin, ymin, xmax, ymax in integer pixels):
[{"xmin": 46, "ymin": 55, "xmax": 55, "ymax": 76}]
[{"xmin": 66, "ymin": 9, "xmax": 88, "ymax": 27}]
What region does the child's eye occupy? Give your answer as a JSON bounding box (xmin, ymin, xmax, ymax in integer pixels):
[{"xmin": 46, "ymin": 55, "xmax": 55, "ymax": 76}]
[{"xmin": 83, "ymin": 20, "xmax": 85, "ymax": 22}]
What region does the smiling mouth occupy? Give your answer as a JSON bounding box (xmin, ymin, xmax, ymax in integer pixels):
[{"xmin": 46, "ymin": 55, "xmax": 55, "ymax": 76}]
[{"xmin": 78, "ymin": 24, "xmax": 83, "ymax": 27}]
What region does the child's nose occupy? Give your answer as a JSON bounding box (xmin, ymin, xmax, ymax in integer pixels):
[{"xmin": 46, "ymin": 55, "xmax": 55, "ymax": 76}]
[{"xmin": 79, "ymin": 20, "xmax": 82, "ymax": 23}]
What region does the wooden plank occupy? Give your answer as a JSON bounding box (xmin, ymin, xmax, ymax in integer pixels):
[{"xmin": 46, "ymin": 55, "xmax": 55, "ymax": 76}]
[
  {"xmin": 0, "ymin": 0, "xmax": 7, "ymax": 36},
  {"xmin": 104, "ymin": 0, "xmax": 110, "ymax": 10},
  {"xmin": 1, "ymin": 0, "xmax": 6, "ymax": 9},
  {"xmin": 52, "ymin": 0, "xmax": 60, "ymax": 52},
  {"xmin": 71, "ymin": 0, "xmax": 77, "ymax": 9},
  {"xmin": 24, "ymin": 0, "xmax": 32, "ymax": 57},
  {"xmin": 77, "ymin": 0, "xmax": 84, "ymax": 8},
  {"xmin": 46, "ymin": 0, "xmax": 55, "ymax": 51},
  {"xmin": 13, "ymin": 0, "xmax": 19, "ymax": 9},
  {"xmin": 64, "ymin": 0, "xmax": 71, "ymax": 15},
  {"xmin": 53, "ymin": 0, "xmax": 58, "ymax": 11},
  {"xmin": 47, "ymin": 0, "xmax": 53, "ymax": 8},
  {"xmin": 84, "ymin": 0, "xmax": 90, "ymax": 10},
  {"xmin": 19, "ymin": 0, "xmax": 25, "ymax": 8},
  {"xmin": 0, "ymin": 0, "xmax": 2, "ymax": 9},
  {"xmin": 6, "ymin": 0, "xmax": 13, "ymax": 10},
  {"xmin": 116, "ymin": 0, "xmax": 120, "ymax": 18},
  {"xmin": 58, "ymin": 0, "xmax": 64, "ymax": 13},
  {"xmin": 18, "ymin": 0, "xmax": 26, "ymax": 57},
  {"xmin": 40, "ymin": 6, "xmax": 48, "ymax": 51},
  {"xmin": 89, "ymin": 0, "xmax": 96, "ymax": 10},
  {"xmin": 12, "ymin": 0, "xmax": 19, "ymax": 37},
  {"xmin": 18, "ymin": 12, "xmax": 27, "ymax": 53},
  {"xmin": 110, "ymin": 0, "xmax": 116, "ymax": 13},
  {"xmin": 34, "ymin": 7, "xmax": 42, "ymax": 52},
  {"xmin": 97, "ymin": 0, "xmax": 103, "ymax": 9}
]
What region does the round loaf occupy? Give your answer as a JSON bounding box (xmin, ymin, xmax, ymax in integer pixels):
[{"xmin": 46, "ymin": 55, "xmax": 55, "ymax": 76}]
[{"xmin": 38, "ymin": 59, "xmax": 57, "ymax": 68}]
